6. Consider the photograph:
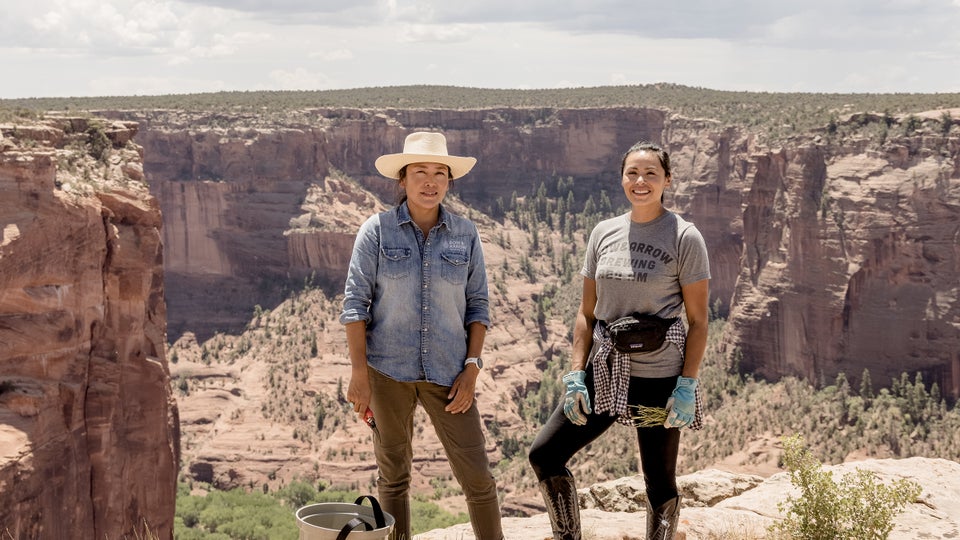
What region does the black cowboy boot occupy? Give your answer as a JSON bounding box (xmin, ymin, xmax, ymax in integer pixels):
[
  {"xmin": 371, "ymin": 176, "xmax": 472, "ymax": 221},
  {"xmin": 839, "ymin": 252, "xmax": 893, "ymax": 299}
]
[
  {"xmin": 645, "ymin": 495, "xmax": 681, "ymax": 540},
  {"xmin": 538, "ymin": 473, "xmax": 582, "ymax": 540}
]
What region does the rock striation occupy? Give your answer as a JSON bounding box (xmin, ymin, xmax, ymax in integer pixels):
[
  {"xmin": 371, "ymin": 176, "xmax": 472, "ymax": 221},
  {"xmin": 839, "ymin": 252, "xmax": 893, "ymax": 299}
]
[
  {"xmin": 111, "ymin": 107, "xmax": 676, "ymax": 340},
  {"xmin": 0, "ymin": 118, "xmax": 178, "ymax": 539},
  {"xmin": 2, "ymin": 102, "xmax": 956, "ymax": 538},
  {"xmin": 111, "ymin": 107, "xmax": 959, "ymax": 396},
  {"xmin": 726, "ymin": 135, "xmax": 960, "ymax": 395}
]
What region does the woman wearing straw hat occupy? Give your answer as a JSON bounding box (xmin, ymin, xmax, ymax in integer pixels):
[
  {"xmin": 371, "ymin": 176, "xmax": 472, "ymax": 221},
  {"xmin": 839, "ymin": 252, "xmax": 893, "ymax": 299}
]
[{"xmin": 340, "ymin": 132, "xmax": 504, "ymax": 540}]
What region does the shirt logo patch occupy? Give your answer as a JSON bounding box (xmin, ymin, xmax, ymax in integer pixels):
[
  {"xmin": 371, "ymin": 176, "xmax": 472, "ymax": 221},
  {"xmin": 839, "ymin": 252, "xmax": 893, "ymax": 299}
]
[{"xmin": 446, "ymin": 239, "xmax": 467, "ymax": 255}]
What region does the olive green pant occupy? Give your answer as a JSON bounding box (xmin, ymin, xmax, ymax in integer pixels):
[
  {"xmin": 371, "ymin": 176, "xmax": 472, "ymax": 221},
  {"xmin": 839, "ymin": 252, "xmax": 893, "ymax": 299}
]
[{"xmin": 368, "ymin": 367, "xmax": 503, "ymax": 540}]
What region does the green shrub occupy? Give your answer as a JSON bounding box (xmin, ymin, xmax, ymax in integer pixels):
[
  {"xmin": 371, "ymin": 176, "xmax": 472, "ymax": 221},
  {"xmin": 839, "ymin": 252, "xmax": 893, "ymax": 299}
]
[
  {"xmin": 411, "ymin": 499, "xmax": 469, "ymax": 534},
  {"xmin": 175, "ymin": 484, "xmax": 298, "ymax": 539},
  {"xmin": 175, "ymin": 481, "xmax": 468, "ymax": 538},
  {"xmin": 85, "ymin": 122, "xmax": 111, "ymax": 162},
  {"xmin": 770, "ymin": 435, "xmax": 921, "ymax": 539}
]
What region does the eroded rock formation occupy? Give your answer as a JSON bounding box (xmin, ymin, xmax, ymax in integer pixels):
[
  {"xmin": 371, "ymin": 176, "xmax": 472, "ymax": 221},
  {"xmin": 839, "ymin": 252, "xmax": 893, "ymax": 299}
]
[
  {"xmin": 727, "ymin": 135, "xmax": 960, "ymax": 395},
  {"xmin": 115, "ymin": 107, "xmax": 726, "ymax": 341},
  {"xmin": 0, "ymin": 118, "xmax": 178, "ymax": 539},
  {"xmin": 2, "ymin": 101, "xmax": 956, "ymax": 538},
  {"xmin": 114, "ymin": 107, "xmax": 958, "ymax": 396}
]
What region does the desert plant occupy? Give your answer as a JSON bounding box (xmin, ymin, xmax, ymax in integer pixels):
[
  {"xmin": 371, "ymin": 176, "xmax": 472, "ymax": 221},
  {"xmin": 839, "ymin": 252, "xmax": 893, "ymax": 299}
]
[
  {"xmin": 770, "ymin": 434, "xmax": 921, "ymax": 540},
  {"xmin": 940, "ymin": 111, "xmax": 953, "ymax": 135},
  {"xmin": 175, "ymin": 481, "xmax": 466, "ymax": 538},
  {"xmin": 631, "ymin": 405, "xmax": 669, "ymax": 427},
  {"xmin": 902, "ymin": 114, "xmax": 922, "ymax": 135},
  {"xmin": 85, "ymin": 122, "xmax": 111, "ymax": 162}
]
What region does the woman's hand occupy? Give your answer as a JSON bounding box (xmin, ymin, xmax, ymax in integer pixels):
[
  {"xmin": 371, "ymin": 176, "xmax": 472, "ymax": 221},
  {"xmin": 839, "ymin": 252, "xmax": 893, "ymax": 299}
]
[
  {"xmin": 344, "ymin": 321, "xmax": 372, "ymax": 419},
  {"xmin": 347, "ymin": 368, "xmax": 372, "ymax": 418},
  {"xmin": 445, "ymin": 366, "xmax": 479, "ymax": 414}
]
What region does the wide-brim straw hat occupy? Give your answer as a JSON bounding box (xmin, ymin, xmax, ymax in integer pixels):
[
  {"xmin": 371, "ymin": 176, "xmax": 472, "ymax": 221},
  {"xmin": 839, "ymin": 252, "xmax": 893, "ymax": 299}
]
[{"xmin": 375, "ymin": 132, "xmax": 477, "ymax": 180}]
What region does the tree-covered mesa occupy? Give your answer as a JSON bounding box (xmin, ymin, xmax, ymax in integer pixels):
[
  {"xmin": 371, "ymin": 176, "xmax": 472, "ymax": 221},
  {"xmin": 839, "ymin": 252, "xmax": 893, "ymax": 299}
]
[{"xmin": 3, "ymin": 84, "xmax": 960, "ymax": 144}]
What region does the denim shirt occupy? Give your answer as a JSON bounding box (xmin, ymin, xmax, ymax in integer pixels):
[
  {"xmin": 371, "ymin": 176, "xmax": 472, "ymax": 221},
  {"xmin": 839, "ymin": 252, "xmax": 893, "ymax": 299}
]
[{"xmin": 340, "ymin": 203, "xmax": 490, "ymax": 387}]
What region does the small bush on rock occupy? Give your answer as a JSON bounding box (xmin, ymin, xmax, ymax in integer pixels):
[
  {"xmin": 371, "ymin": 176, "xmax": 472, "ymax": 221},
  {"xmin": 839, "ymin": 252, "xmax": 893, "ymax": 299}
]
[{"xmin": 771, "ymin": 434, "xmax": 921, "ymax": 540}]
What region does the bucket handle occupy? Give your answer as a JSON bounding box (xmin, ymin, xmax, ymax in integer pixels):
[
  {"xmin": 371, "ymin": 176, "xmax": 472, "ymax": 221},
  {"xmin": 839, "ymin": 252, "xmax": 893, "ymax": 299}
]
[{"xmin": 334, "ymin": 496, "xmax": 388, "ymax": 540}]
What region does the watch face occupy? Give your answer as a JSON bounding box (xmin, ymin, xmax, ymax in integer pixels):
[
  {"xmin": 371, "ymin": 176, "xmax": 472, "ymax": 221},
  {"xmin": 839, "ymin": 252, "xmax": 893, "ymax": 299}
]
[{"xmin": 468, "ymin": 357, "xmax": 483, "ymax": 368}]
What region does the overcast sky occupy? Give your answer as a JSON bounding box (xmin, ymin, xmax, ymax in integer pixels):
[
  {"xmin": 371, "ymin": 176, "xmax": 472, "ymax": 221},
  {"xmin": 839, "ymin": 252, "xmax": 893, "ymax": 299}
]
[{"xmin": 3, "ymin": 0, "xmax": 960, "ymax": 99}]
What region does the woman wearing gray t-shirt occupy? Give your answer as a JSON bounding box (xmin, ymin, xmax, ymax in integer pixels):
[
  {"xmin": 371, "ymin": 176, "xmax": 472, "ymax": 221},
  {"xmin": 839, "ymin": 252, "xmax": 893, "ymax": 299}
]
[{"xmin": 529, "ymin": 141, "xmax": 711, "ymax": 540}]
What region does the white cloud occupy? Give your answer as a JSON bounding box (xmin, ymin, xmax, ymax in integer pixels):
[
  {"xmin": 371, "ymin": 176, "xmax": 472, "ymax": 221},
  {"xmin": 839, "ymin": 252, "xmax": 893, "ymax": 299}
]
[
  {"xmin": 268, "ymin": 67, "xmax": 335, "ymax": 90},
  {"xmin": 20, "ymin": 0, "xmax": 185, "ymax": 53},
  {"xmin": 189, "ymin": 31, "xmax": 269, "ymax": 58},
  {"xmin": 396, "ymin": 24, "xmax": 473, "ymax": 44},
  {"xmin": 1, "ymin": 0, "xmax": 959, "ymax": 98},
  {"xmin": 309, "ymin": 48, "xmax": 354, "ymax": 61}
]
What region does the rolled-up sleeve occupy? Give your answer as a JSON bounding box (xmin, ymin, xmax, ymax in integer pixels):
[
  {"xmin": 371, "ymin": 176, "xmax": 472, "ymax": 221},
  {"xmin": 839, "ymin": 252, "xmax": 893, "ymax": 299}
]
[
  {"xmin": 463, "ymin": 224, "xmax": 490, "ymax": 328},
  {"xmin": 340, "ymin": 216, "xmax": 379, "ymax": 325}
]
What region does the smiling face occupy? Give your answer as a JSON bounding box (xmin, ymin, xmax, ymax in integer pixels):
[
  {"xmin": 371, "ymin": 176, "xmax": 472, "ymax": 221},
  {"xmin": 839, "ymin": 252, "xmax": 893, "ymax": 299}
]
[
  {"xmin": 621, "ymin": 149, "xmax": 671, "ymax": 219},
  {"xmin": 400, "ymin": 162, "xmax": 451, "ymax": 214}
]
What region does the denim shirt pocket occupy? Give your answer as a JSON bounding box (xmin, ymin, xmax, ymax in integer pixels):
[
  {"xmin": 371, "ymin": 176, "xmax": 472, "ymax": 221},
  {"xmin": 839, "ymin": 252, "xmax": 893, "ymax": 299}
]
[
  {"xmin": 440, "ymin": 238, "xmax": 469, "ymax": 284},
  {"xmin": 381, "ymin": 246, "xmax": 412, "ymax": 279}
]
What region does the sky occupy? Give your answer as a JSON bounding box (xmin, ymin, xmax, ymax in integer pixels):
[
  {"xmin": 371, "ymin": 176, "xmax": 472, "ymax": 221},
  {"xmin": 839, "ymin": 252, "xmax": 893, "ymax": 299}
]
[{"xmin": 2, "ymin": 0, "xmax": 960, "ymax": 99}]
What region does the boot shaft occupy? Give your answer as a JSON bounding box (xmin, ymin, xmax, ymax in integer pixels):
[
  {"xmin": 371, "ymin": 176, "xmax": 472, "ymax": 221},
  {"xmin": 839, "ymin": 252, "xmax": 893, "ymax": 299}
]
[
  {"xmin": 646, "ymin": 495, "xmax": 681, "ymax": 540},
  {"xmin": 538, "ymin": 475, "xmax": 582, "ymax": 540}
]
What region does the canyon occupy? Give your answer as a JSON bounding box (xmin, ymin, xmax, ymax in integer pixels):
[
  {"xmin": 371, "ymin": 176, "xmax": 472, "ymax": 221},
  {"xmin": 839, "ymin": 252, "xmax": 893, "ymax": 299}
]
[
  {"xmin": 117, "ymin": 106, "xmax": 959, "ymax": 395},
  {"xmin": 1, "ymin": 98, "xmax": 958, "ymax": 538}
]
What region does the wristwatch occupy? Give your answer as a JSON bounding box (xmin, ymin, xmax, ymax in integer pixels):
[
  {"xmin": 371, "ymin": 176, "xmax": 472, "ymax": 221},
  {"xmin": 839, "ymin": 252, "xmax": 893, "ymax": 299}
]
[{"xmin": 465, "ymin": 357, "xmax": 484, "ymax": 369}]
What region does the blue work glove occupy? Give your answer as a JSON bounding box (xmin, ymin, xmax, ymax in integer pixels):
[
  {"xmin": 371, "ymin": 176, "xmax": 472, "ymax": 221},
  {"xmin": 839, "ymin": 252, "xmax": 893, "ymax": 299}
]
[
  {"xmin": 664, "ymin": 376, "xmax": 698, "ymax": 428},
  {"xmin": 562, "ymin": 370, "xmax": 592, "ymax": 425}
]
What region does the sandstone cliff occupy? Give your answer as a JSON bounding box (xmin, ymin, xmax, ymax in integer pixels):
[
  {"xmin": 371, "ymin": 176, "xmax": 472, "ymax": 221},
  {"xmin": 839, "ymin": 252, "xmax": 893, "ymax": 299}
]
[
  {"xmin": 727, "ymin": 129, "xmax": 960, "ymax": 396},
  {"xmin": 113, "ymin": 107, "xmax": 679, "ymax": 341},
  {"xmin": 153, "ymin": 113, "xmax": 959, "ymax": 521},
  {"xmin": 111, "ymin": 107, "xmax": 958, "ymax": 396},
  {"xmin": 0, "ymin": 118, "xmax": 178, "ymax": 539},
  {"xmin": 3, "ymin": 97, "xmax": 957, "ymax": 538}
]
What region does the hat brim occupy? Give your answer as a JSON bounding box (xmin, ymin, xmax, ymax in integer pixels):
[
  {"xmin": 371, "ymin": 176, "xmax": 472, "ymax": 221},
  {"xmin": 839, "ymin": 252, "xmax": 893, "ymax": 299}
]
[{"xmin": 375, "ymin": 153, "xmax": 477, "ymax": 180}]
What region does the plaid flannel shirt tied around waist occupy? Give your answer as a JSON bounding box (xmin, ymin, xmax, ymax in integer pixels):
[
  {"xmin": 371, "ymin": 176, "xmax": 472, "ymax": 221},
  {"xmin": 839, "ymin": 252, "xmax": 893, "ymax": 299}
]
[{"xmin": 591, "ymin": 318, "xmax": 703, "ymax": 429}]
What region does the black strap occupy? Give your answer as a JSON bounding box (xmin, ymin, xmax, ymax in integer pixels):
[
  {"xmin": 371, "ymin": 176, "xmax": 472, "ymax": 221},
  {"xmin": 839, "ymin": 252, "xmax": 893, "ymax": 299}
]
[
  {"xmin": 336, "ymin": 517, "xmax": 373, "ymax": 540},
  {"xmin": 353, "ymin": 495, "xmax": 387, "ymax": 529}
]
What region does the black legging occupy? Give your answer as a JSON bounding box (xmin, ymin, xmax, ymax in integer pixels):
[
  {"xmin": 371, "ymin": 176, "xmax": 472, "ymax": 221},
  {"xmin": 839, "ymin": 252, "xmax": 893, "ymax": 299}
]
[{"xmin": 529, "ymin": 369, "xmax": 681, "ymax": 508}]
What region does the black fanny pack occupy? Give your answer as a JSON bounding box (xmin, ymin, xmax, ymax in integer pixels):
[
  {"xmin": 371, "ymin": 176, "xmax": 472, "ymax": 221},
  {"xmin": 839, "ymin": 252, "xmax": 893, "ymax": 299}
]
[{"xmin": 605, "ymin": 313, "xmax": 678, "ymax": 353}]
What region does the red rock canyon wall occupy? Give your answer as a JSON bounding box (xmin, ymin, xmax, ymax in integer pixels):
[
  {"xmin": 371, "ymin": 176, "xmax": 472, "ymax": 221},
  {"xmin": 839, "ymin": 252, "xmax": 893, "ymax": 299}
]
[
  {"xmin": 121, "ymin": 107, "xmax": 959, "ymax": 396},
  {"xmin": 0, "ymin": 119, "xmax": 178, "ymax": 539}
]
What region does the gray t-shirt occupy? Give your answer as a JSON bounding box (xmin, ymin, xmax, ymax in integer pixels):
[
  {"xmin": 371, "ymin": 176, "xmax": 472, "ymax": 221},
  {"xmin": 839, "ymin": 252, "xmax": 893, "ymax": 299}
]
[{"xmin": 582, "ymin": 211, "xmax": 711, "ymax": 376}]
